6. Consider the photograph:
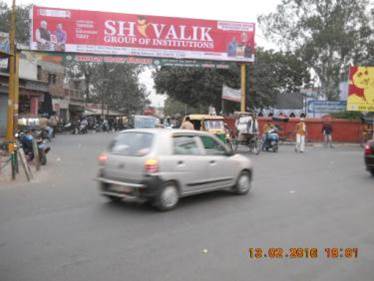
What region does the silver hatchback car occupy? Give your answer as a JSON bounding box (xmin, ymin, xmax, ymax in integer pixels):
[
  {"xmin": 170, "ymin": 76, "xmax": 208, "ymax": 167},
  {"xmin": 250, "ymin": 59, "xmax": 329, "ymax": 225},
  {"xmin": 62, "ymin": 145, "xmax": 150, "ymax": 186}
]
[{"xmin": 97, "ymin": 129, "xmax": 253, "ymax": 211}]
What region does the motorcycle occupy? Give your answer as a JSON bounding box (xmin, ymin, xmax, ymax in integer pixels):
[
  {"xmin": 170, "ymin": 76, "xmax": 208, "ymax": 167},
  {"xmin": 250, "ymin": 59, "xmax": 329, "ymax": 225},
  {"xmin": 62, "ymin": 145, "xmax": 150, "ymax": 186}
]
[
  {"xmin": 262, "ymin": 128, "xmax": 279, "ymax": 152},
  {"xmin": 63, "ymin": 122, "xmax": 79, "ymax": 135},
  {"xmin": 78, "ymin": 122, "xmax": 88, "ymax": 134},
  {"xmin": 17, "ymin": 130, "xmax": 51, "ymax": 165}
]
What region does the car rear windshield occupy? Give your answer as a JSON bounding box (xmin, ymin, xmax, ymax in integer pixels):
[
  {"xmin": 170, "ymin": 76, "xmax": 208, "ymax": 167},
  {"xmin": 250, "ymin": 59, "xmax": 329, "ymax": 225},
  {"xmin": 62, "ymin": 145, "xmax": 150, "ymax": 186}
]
[{"xmin": 109, "ymin": 132, "xmax": 154, "ymax": 156}]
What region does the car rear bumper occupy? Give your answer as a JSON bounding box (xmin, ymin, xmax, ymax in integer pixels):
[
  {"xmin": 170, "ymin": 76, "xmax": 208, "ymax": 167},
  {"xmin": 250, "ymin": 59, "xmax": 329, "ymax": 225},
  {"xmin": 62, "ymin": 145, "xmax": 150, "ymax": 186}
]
[{"xmin": 96, "ymin": 175, "xmax": 164, "ymax": 201}]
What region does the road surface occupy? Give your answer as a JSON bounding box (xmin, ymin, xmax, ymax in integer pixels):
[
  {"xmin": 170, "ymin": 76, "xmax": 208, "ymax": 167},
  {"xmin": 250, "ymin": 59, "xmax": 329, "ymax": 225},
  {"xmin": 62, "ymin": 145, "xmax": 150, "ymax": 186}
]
[{"xmin": 0, "ymin": 133, "xmax": 373, "ymax": 281}]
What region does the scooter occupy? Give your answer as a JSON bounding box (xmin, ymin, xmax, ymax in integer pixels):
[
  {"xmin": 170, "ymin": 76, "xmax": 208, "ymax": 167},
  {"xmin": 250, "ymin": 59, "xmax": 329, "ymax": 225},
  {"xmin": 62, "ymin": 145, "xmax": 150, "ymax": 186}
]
[{"xmin": 262, "ymin": 128, "xmax": 279, "ymax": 152}]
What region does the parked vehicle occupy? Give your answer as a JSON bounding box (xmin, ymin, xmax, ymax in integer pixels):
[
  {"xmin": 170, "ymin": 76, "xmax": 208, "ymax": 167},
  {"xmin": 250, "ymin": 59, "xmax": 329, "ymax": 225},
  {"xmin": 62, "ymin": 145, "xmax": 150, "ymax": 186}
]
[
  {"xmin": 262, "ymin": 127, "xmax": 279, "ymax": 152},
  {"xmin": 17, "ymin": 130, "xmax": 51, "ymax": 165},
  {"xmin": 96, "ymin": 129, "xmax": 253, "ymax": 211},
  {"xmin": 364, "ymin": 139, "xmax": 374, "ymax": 176},
  {"xmin": 232, "ymin": 111, "xmax": 261, "ymax": 154}
]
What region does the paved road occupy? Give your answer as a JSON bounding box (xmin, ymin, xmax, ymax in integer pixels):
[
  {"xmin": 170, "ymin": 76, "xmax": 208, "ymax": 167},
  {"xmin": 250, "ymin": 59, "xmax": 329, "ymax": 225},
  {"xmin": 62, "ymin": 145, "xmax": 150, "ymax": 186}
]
[{"xmin": 0, "ymin": 133, "xmax": 373, "ymax": 281}]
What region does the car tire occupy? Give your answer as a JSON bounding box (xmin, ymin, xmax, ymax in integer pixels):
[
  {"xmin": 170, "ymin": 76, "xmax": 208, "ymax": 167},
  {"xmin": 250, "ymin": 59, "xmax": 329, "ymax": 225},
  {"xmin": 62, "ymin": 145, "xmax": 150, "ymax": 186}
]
[
  {"xmin": 154, "ymin": 182, "xmax": 179, "ymax": 211},
  {"xmin": 233, "ymin": 171, "xmax": 252, "ymax": 195},
  {"xmin": 370, "ymin": 169, "xmax": 374, "ymax": 177}
]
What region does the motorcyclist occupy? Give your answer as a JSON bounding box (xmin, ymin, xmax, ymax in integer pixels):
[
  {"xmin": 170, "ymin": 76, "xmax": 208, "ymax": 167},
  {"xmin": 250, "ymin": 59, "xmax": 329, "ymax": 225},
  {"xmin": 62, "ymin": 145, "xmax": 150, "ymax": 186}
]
[
  {"xmin": 79, "ymin": 118, "xmax": 89, "ymax": 133},
  {"xmin": 262, "ymin": 121, "xmax": 275, "ymax": 150}
]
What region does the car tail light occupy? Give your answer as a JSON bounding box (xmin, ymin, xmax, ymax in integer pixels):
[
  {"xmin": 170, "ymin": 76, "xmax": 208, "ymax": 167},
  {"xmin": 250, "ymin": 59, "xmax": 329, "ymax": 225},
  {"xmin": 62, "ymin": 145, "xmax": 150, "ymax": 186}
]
[
  {"xmin": 145, "ymin": 159, "xmax": 158, "ymax": 174},
  {"xmin": 98, "ymin": 153, "xmax": 108, "ymax": 165},
  {"xmin": 364, "ymin": 144, "xmax": 372, "ymax": 156}
]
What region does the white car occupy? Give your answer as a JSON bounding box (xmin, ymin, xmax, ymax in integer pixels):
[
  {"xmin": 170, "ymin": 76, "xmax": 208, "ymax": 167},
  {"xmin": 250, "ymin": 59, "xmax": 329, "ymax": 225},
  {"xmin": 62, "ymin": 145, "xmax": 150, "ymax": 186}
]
[{"xmin": 97, "ymin": 129, "xmax": 253, "ymax": 211}]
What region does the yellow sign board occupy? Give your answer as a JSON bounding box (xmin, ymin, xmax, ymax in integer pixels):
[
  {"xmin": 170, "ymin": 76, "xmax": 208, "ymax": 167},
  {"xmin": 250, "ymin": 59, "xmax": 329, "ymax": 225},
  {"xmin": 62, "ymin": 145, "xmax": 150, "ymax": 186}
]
[{"xmin": 347, "ymin": 66, "xmax": 374, "ymax": 112}]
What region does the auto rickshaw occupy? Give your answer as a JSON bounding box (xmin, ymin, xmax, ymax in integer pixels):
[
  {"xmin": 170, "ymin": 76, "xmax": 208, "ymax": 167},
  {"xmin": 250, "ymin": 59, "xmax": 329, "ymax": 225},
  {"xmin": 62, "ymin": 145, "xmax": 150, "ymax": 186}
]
[{"xmin": 182, "ymin": 114, "xmax": 229, "ymax": 143}]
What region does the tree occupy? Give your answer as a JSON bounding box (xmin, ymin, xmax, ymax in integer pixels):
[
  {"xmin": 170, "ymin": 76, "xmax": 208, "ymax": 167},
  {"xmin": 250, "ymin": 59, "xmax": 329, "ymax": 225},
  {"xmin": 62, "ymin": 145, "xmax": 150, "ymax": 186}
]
[
  {"xmin": 87, "ymin": 62, "xmax": 149, "ymax": 115},
  {"xmin": 153, "ymin": 48, "xmax": 309, "ymax": 112},
  {"xmin": 251, "ymin": 48, "xmax": 310, "ymax": 109},
  {"xmin": 163, "ymin": 96, "xmax": 206, "ymax": 116},
  {"xmin": 258, "ymin": 0, "xmax": 374, "ymax": 100},
  {"xmin": 154, "ymin": 66, "xmax": 240, "ymax": 113},
  {"xmin": 0, "ymin": 1, "xmax": 31, "ymax": 45}
]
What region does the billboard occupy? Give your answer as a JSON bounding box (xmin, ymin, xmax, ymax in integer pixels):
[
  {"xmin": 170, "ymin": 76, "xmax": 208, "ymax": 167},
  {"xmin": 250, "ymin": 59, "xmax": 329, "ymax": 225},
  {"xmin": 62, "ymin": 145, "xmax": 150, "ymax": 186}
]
[
  {"xmin": 30, "ymin": 6, "xmax": 255, "ymax": 62},
  {"xmin": 307, "ymin": 100, "xmax": 347, "ymax": 114},
  {"xmin": 222, "ymin": 84, "xmax": 241, "ymax": 103},
  {"xmin": 21, "ymin": 50, "xmax": 232, "ymax": 69},
  {"xmin": 347, "ymin": 66, "xmax": 374, "ymax": 112},
  {"xmin": 0, "ymin": 32, "xmax": 9, "ymax": 69}
]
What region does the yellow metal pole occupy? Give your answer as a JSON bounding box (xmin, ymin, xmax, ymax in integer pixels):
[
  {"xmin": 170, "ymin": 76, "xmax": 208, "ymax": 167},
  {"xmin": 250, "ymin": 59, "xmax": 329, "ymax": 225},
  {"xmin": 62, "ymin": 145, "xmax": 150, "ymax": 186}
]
[
  {"xmin": 240, "ymin": 64, "xmax": 246, "ymax": 112},
  {"xmin": 5, "ymin": 0, "xmax": 16, "ymax": 152},
  {"xmin": 13, "ymin": 52, "xmax": 20, "ymax": 135}
]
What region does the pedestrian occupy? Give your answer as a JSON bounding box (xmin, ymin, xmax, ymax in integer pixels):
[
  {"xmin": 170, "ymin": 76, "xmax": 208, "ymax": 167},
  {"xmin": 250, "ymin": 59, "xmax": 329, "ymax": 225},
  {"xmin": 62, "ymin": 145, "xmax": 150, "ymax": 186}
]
[
  {"xmin": 322, "ymin": 122, "xmax": 333, "ymax": 148},
  {"xmin": 180, "ymin": 116, "xmax": 194, "ymax": 130},
  {"xmin": 48, "ymin": 113, "xmax": 59, "ymax": 138},
  {"xmin": 295, "ymin": 118, "xmax": 306, "ymax": 153}
]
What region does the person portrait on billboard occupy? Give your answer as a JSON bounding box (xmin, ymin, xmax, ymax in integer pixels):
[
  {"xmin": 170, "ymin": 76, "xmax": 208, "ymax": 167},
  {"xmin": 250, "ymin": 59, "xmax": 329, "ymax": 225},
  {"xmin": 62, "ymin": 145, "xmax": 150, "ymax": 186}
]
[
  {"xmin": 137, "ymin": 16, "xmax": 150, "ymax": 37},
  {"xmin": 348, "ymin": 66, "xmax": 374, "ymax": 107},
  {"xmin": 54, "ymin": 23, "xmax": 67, "ymax": 51},
  {"xmin": 227, "ymin": 37, "xmax": 237, "ymax": 57},
  {"xmin": 35, "ymin": 20, "xmax": 52, "ymax": 50},
  {"xmin": 240, "ymin": 31, "xmax": 252, "ymax": 58}
]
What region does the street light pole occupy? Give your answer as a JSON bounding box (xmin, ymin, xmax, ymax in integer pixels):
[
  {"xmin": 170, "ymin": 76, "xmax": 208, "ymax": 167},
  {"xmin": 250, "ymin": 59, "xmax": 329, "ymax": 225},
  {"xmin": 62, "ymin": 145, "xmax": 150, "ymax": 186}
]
[
  {"xmin": 5, "ymin": 0, "xmax": 17, "ymax": 179},
  {"xmin": 5, "ymin": 0, "xmax": 16, "ymax": 146}
]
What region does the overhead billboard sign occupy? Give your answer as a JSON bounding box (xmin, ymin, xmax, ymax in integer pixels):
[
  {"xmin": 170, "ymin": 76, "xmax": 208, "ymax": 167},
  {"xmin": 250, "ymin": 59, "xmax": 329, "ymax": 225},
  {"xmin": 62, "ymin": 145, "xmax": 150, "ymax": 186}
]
[
  {"xmin": 21, "ymin": 50, "xmax": 232, "ymax": 69},
  {"xmin": 30, "ymin": 6, "xmax": 255, "ymax": 62},
  {"xmin": 347, "ymin": 66, "xmax": 374, "ymax": 112},
  {"xmin": 307, "ymin": 100, "xmax": 347, "ymax": 114}
]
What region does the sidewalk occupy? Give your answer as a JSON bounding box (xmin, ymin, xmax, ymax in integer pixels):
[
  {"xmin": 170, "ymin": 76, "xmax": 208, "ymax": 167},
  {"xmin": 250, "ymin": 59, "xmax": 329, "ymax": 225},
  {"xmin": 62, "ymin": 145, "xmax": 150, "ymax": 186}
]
[
  {"xmin": 0, "ymin": 154, "xmax": 45, "ymax": 188},
  {"xmin": 280, "ymin": 141, "xmax": 361, "ymax": 148}
]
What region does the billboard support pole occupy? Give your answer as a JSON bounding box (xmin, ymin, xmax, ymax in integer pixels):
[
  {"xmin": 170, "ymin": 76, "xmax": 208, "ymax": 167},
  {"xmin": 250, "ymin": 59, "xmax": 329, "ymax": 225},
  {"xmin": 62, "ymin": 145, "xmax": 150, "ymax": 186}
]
[
  {"xmin": 241, "ymin": 64, "xmax": 246, "ymax": 112},
  {"xmin": 6, "ymin": 0, "xmax": 16, "ymax": 154}
]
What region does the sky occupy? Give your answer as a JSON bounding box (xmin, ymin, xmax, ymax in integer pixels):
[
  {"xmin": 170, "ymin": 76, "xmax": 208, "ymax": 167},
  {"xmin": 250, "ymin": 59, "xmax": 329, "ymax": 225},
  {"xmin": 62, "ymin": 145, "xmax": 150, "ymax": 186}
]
[{"xmin": 4, "ymin": 0, "xmax": 281, "ymax": 106}]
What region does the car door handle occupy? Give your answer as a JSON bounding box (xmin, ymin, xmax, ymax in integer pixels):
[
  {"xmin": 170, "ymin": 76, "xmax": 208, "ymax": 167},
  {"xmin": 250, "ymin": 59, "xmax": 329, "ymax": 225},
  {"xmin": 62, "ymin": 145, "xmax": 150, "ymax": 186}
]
[
  {"xmin": 209, "ymin": 160, "xmax": 216, "ymax": 164},
  {"xmin": 177, "ymin": 160, "xmax": 184, "ymax": 165}
]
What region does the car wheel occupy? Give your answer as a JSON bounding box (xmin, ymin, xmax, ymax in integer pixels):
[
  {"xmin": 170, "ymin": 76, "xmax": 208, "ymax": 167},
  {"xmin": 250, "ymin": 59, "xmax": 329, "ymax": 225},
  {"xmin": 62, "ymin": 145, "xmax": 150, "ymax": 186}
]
[
  {"xmin": 370, "ymin": 169, "xmax": 374, "ymax": 177},
  {"xmin": 233, "ymin": 171, "xmax": 252, "ymax": 195},
  {"xmin": 154, "ymin": 183, "xmax": 179, "ymax": 211}
]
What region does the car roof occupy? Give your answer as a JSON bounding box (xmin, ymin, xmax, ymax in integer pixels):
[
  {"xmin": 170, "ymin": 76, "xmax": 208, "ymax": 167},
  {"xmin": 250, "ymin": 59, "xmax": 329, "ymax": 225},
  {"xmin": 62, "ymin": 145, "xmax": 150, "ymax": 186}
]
[{"xmin": 118, "ymin": 128, "xmax": 214, "ymax": 137}]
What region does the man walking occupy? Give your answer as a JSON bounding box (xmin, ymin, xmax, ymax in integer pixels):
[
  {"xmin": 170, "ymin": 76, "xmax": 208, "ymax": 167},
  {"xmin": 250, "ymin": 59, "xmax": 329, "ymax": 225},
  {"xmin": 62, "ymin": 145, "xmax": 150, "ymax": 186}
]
[
  {"xmin": 295, "ymin": 118, "xmax": 306, "ymax": 153},
  {"xmin": 322, "ymin": 122, "xmax": 333, "ymax": 148}
]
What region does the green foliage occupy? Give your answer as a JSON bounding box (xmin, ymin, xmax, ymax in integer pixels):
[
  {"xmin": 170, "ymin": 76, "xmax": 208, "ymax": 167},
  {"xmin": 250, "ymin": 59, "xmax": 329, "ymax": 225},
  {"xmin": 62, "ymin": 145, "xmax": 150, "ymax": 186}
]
[
  {"xmin": 251, "ymin": 48, "xmax": 310, "ymax": 109},
  {"xmin": 154, "ymin": 66, "xmax": 239, "ymax": 112},
  {"xmin": 163, "ymin": 96, "xmax": 206, "ymax": 116},
  {"xmin": 330, "ymin": 111, "xmax": 362, "ymax": 120},
  {"xmin": 259, "ymin": 0, "xmax": 374, "ymax": 100},
  {"xmin": 65, "ymin": 61, "xmax": 149, "ymax": 115},
  {"xmin": 153, "ymin": 49, "xmax": 309, "ymax": 112},
  {"xmin": 0, "ymin": 1, "xmax": 31, "ymax": 45}
]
